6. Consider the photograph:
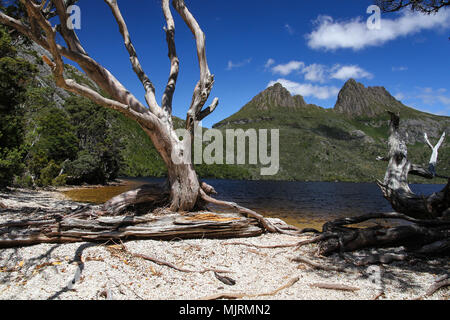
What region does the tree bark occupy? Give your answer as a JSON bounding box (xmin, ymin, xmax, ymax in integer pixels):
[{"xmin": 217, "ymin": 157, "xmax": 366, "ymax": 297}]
[
  {"xmin": 377, "ymin": 111, "xmax": 449, "ymax": 219},
  {"xmin": 310, "ymin": 112, "xmax": 449, "ymax": 257}
]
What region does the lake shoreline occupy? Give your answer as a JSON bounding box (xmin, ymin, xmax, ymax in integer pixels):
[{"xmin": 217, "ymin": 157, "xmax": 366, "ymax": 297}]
[{"xmin": 0, "ymin": 188, "xmax": 448, "ymax": 300}]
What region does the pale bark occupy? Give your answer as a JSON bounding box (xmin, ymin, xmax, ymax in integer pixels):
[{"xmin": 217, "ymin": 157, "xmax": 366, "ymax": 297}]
[
  {"xmin": 0, "ymin": 1, "xmax": 282, "ymax": 248},
  {"xmin": 377, "ymin": 111, "xmax": 449, "ymax": 219},
  {"xmin": 0, "ymin": 211, "xmax": 263, "ymax": 248},
  {"xmin": 0, "ymin": 0, "xmax": 211, "ymax": 212}
]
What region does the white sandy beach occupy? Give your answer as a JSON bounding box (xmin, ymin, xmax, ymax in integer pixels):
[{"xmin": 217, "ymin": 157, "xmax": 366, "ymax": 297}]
[{"xmin": 0, "ymin": 189, "xmax": 448, "ymax": 300}]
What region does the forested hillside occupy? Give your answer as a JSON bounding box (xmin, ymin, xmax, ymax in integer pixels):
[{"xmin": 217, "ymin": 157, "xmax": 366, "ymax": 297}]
[{"xmin": 0, "ymin": 25, "xmax": 249, "ymax": 188}]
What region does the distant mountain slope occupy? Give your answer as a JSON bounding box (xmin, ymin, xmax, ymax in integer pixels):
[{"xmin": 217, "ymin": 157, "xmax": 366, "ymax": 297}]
[
  {"xmin": 13, "ymin": 38, "xmax": 449, "ymax": 184},
  {"xmin": 213, "ymin": 80, "xmax": 450, "ymax": 182}
]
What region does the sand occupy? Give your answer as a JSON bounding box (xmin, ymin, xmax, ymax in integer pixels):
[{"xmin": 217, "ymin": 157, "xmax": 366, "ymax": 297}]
[{"xmin": 0, "ymin": 188, "xmax": 448, "ymax": 300}]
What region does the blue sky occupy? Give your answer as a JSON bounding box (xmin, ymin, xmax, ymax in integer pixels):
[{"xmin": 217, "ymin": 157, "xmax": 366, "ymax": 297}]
[{"xmin": 65, "ymin": 0, "xmax": 449, "ymax": 127}]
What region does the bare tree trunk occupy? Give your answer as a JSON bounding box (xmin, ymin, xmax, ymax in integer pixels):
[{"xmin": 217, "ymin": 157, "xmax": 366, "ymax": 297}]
[
  {"xmin": 310, "ymin": 112, "xmax": 450, "ymax": 257},
  {"xmin": 0, "ymin": 1, "xmax": 286, "ymax": 248},
  {"xmin": 376, "ymin": 111, "xmax": 449, "ymax": 219}
]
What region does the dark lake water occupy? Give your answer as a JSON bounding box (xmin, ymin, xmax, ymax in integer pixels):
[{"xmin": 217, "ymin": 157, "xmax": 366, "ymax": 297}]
[{"xmin": 64, "ymin": 178, "xmax": 446, "ymax": 229}]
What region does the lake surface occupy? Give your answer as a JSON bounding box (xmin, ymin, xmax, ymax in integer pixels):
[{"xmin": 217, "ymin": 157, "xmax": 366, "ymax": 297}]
[{"xmin": 63, "ymin": 178, "xmax": 446, "ymax": 229}]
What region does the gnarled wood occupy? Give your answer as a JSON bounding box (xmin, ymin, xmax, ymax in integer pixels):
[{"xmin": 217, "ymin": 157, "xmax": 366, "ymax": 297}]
[
  {"xmin": 0, "ymin": 211, "xmax": 263, "ymax": 248},
  {"xmin": 0, "ymin": 0, "xmax": 229, "ymax": 213},
  {"xmin": 377, "ymin": 111, "xmax": 449, "ymax": 219}
]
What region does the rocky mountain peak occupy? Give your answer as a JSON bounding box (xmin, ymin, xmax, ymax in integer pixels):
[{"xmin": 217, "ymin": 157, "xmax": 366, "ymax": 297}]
[
  {"xmin": 247, "ymin": 82, "xmax": 307, "ymax": 110},
  {"xmin": 334, "ymin": 78, "xmax": 403, "ymax": 117}
]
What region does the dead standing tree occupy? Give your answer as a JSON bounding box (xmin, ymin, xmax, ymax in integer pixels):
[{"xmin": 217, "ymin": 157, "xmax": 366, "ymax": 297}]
[
  {"xmin": 0, "ymin": 0, "xmax": 288, "ymax": 247},
  {"xmin": 314, "ymin": 111, "xmax": 449, "ymax": 258}
]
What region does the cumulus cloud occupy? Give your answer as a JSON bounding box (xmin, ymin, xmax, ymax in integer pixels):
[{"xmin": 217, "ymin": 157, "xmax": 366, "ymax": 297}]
[
  {"xmin": 306, "ymin": 9, "xmax": 450, "ymax": 50},
  {"xmin": 271, "ymin": 61, "xmax": 304, "ymax": 76},
  {"xmin": 226, "ymin": 58, "xmax": 252, "ymax": 71},
  {"xmin": 270, "ymin": 60, "xmax": 372, "ymax": 82},
  {"xmin": 268, "ymin": 78, "xmax": 339, "ymax": 100},
  {"xmin": 330, "ymin": 64, "xmax": 373, "ymax": 80},
  {"xmin": 302, "ymin": 64, "xmax": 327, "ymax": 83}
]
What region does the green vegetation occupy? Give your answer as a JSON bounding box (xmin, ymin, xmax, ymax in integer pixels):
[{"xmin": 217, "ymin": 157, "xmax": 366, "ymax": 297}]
[
  {"xmin": 0, "ymin": 26, "xmax": 35, "ymax": 188},
  {"xmin": 214, "ymin": 84, "xmax": 450, "ymax": 183},
  {"xmin": 0, "ymin": 21, "xmax": 448, "ymax": 189}
]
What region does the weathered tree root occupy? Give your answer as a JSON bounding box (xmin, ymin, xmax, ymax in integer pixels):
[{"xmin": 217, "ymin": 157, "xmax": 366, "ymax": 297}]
[
  {"xmin": 315, "ymin": 212, "xmax": 450, "ymax": 257},
  {"xmin": 292, "ymin": 255, "xmax": 350, "ymax": 272},
  {"xmin": 309, "ymin": 282, "xmax": 360, "ymax": 292},
  {"xmin": 414, "ymin": 275, "xmax": 450, "ymax": 299},
  {"xmin": 425, "ymin": 280, "xmax": 450, "ymax": 297},
  {"xmin": 108, "ymin": 242, "xmax": 231, "ymax": 274},
  {"xmin": 199, "ymin": 276, "xmax": 299, "ymax": 300}
]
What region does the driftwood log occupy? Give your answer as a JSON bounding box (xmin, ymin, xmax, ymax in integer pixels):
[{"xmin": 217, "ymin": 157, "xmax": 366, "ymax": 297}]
[{"xmin": 0, "ymin": 209, "xmax": 267, "ymax": 248}]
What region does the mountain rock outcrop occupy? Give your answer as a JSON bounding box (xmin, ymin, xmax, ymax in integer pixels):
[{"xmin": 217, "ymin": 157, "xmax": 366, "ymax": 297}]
[
  {"xmin": 334, "ymin": 78, "xmax": 404, "ymax": 117},
  {"xmin": 244, "ymin": 82, "xmax": 307, "ymax": 111}
]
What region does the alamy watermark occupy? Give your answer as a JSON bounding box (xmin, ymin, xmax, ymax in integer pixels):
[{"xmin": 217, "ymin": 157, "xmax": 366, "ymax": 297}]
[
  {"xmin": 172, "ymin": 122, "xmax": 280, "ymax": 176},
  {"xmin": 367, "ymin": 5, "xmax": 381, "ymax": 30},
  {"xmin": 67, "ymin": 5, "xmax": 81, "ymax": 30}
]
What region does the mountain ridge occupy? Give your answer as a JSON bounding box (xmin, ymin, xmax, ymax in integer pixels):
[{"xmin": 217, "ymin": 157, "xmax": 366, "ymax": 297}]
[{"xmin": 212, "ymin": 79, "xmax": 449, "ymax": 182}]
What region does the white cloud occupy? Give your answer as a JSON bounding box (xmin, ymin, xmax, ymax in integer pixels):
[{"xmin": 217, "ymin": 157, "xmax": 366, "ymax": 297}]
[
  {"xmin": 268, "ymin": 78, "xmax": 339, "ymax": 100},
  {"xmin": 226, "ymin": 58, "xmax": 252, "ymax": 71},
  {"xmin": 271, "ymin": 61, "xmax": 304, "ymax": 76},
  {"xmin": 330, "ymin": 64, "xmax": 373, "ymax": 80},
  {"xmin": 264, "ymin": 58, "xmax": 275, "ymax": 69},
  {"xmin": 306, "ymin": 9, "xmax": 450, "ymax": 50},
  {"xmin": 301, "ymin": 64, "xmax": 327, "ymax": 83},
  {"xmin": 270, "ymin": 61, "xmax": 372, "ymax": 82}
]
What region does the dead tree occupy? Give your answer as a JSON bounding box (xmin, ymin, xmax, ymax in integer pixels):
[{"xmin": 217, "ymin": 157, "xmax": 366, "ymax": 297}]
[
  {"xmin": 376, "ymin": 111, "xmax": 449, "ymax": 219},
  {"xmin": 314, "ymin": 111, "xmax": 449, "ymax": 257},
  {"xmin": 0, "ymin": 0, "xmax": 288, "ymax": 247}
]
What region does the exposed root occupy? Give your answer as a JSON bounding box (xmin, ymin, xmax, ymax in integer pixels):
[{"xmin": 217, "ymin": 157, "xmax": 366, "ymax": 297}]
[
  {"xmin": 109, "ymin": 242, "xmax": 231, "ymax": 274},
  {"xmin": 424, "ymin": 277, "xmax": 450, "ymax": 298},
  {"xmin": 223, "ymin": 241, "xmax": 299, "ymax": 249},
  {"xmin": 309, "ymin": 282, "xmax": 359, "ymax": 292},
  {"xmin": 296, "ymin": 234, "xmax": 333, "ymax": 248},
  {"xmin": 292, "ymin": 255, "xmax": 349, "ymax": 272},
  {"xmin": 317, "ymin": 212, "xmax": 450, "ymax": 256},
  {"xmin": 199, "ymin": 276, "xmax": 299, "ymax": 300}
]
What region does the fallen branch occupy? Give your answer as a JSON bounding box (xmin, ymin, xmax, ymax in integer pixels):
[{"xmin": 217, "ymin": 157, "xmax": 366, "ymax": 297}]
[
  {"xmin": 424, "ymin": 279, "xmax": 450, "ymax": 297},
  {"xmin": 118, "ymin": 243, "xmax": 231, "ymax": 274},
  {"xmin": 309, "ymin": 282, "xmax": 360, "ymax": 292},
  {"xmin": 292, "ymin": 255, "xmax": 348, "ymax": 272},
  {"xmin": 0, "ymin": 210, "xmax": 263, "ymax": 248},
  {"xmin": 223, "ymin": 241, "xmax": 299, "ymax": 249},
  {"xmin": 199, "ymin": 276, "xmax": 299, "ymax": 300}
]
